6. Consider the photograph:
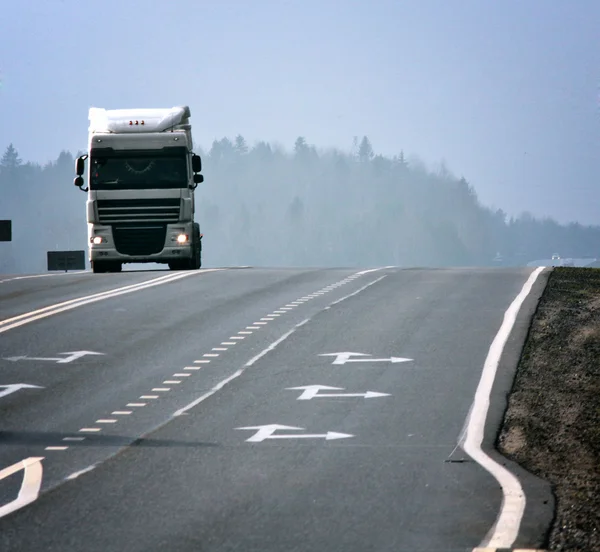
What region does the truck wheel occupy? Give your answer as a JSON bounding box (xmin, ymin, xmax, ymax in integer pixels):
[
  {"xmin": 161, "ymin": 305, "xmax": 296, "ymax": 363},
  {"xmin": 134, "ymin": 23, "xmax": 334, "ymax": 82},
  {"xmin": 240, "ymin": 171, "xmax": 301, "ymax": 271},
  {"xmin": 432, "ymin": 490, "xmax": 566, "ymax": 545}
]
[
  {"xmin": 92, "ymin": 261, "xmax": 107, "ymax": 273},
  {"xmin": 192, "ymin": 223, "xmax": 202, "ymax": 270},
  {"xmin": 168, "ymin": 261, "xmax": 183, "ymax": 271}
]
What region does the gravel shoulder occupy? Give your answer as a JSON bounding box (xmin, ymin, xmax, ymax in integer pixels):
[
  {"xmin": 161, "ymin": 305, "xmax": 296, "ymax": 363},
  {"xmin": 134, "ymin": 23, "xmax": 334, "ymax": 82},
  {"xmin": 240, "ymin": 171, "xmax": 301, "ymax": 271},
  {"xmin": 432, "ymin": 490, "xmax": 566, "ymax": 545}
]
[{"xmin": 498, "ymin": 267, "xmax": 600, "ymax": 551}]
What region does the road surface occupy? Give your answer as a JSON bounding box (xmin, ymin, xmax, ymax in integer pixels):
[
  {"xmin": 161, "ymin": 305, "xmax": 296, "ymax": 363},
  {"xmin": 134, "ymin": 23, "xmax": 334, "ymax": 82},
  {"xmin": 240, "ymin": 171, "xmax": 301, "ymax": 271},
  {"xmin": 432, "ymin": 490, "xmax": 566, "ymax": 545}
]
[{"xmin": 0, "ymin": 267, "xmax": 553, "ymax": 551}]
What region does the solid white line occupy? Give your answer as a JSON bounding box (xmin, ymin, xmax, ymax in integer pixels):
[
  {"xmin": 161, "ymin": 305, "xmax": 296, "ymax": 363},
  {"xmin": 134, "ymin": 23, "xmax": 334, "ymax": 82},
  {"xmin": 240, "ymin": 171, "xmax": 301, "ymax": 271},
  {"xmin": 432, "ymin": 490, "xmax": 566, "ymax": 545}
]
[
  {"xmin": 462, "ymin": 266, "xmax": 545, "ymax": 549},
  {"xmin": 171, "ymin": 270, "xmax": 389, "ymax": 419},
  {"xmin": 324, "ymin": 275, "xmax": 387, "ymax": 310},
  {"xmin": 0, "ymin": 272, "xmax": 180, "ymax": 328},
  {"xmin": 0, "ymin": 270, "xmax": 222, "ymax": 334},
  {"xmin": 0, "ymin": 272, "xmax": 87, "ymax": 285}
]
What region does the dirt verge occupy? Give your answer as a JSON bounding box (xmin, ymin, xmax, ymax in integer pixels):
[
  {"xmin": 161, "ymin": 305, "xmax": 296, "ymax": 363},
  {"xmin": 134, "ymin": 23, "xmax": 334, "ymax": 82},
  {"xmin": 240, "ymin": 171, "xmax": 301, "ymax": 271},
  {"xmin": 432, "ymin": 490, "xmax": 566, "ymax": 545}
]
[{"xmin": 498, "ymin": 267, "xmax": 600, "ymax": 551}]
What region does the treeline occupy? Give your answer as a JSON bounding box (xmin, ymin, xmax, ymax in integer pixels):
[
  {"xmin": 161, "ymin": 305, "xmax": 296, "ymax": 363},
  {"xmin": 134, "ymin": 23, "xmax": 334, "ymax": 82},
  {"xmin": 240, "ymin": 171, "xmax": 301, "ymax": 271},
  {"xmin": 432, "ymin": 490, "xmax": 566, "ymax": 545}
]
[{"xmin": 1, "ymin": 137, "xmax": 599, "ymax": 273}]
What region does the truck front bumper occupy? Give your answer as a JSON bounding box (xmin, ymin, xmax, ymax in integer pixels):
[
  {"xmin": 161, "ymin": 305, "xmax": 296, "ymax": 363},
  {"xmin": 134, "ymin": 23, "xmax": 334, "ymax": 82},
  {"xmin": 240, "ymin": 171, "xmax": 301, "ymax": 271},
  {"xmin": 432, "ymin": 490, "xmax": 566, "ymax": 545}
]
[{"xmin": 88, "ymin": 223, "xmax": 194, "ymax": 264}]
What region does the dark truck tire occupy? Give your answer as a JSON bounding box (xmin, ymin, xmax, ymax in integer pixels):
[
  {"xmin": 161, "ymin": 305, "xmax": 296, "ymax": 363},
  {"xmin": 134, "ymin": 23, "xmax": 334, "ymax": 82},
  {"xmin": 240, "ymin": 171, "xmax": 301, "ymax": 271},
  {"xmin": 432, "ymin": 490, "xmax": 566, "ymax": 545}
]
[{"xmin": 92, "ymin": 261, "xmax": 122, "ymax": 273}]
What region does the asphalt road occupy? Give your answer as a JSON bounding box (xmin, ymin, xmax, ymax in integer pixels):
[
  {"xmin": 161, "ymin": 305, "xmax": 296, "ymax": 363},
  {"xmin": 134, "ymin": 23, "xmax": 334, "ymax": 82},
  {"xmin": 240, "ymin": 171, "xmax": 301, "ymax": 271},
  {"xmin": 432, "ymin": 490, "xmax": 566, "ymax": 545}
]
[{"xmin": 0, "ymin": 266, "xmax": 553, "ymax": 551}]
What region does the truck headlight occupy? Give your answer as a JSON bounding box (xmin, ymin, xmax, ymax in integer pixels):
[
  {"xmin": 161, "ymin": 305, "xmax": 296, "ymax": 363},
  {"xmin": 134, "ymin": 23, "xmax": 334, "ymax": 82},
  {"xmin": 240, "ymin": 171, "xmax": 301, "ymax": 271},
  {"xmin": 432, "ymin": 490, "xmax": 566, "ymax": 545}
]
[
  {"xmin": 91, "ymin": 236, "xmax": 105, "ymax": 245},
  {"xmin": 176, "ymin": 233, "xmax": 188, "ymax": 244}
]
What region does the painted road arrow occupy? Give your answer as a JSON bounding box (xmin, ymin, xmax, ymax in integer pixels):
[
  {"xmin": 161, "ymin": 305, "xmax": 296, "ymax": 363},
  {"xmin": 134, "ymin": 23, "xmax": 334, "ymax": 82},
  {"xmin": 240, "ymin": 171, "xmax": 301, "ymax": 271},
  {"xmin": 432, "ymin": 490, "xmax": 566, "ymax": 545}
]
[
  {"xmin": 4, "ymin": 351, "xmax": 104, "ymax": 364},
  {"xmin": 0, "ymin": 457, "xmax": 44, "ymax": 519},
  {"xmin": 287, "ymin": 385, "xmax": 390, "ymax": 400},
  {"xmin": 235, "ymin": 424, "xmax": 353, "ymax": 442},
  {"xmin": 0, "ymin": 384, "xmax": 44, "ymax": 400},
  {"xmin": 319, "ymin": 352, "xmax": 414, "ymax": 365}
]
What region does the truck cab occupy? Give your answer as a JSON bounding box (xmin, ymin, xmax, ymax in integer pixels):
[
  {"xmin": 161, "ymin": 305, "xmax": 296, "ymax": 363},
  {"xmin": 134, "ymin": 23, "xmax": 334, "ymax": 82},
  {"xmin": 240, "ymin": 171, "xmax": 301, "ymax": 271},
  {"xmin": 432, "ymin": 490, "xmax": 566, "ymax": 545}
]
[{"xmin": 74, "ymin": 106, "xmax": 204, "ymax": 273}]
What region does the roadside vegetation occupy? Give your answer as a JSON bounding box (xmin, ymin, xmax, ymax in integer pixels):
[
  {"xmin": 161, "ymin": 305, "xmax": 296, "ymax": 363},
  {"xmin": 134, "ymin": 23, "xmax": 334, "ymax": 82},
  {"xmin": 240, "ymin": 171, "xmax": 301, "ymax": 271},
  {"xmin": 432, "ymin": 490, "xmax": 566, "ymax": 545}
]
[
  {"xmin": 2, "ymin": 139, "xmax": 600, "ymax": 273},
  {"xmin": 499, "ymin": 267, "xmax": 600, "ymax": 551}
]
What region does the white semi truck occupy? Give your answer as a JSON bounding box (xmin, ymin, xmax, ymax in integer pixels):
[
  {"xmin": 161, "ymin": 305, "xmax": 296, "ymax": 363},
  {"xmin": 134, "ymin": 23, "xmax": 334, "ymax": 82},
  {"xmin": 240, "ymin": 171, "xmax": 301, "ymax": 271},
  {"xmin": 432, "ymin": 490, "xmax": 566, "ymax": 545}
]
[{"xmin": 74, "ymin": 106, "xmax": 204, "ymax": 273}]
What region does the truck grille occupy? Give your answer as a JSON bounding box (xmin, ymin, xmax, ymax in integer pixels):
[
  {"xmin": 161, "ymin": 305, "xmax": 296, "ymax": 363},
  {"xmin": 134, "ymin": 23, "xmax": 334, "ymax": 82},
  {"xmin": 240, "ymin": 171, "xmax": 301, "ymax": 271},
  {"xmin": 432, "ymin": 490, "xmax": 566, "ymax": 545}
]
[
  {"xmin": 113, "ymin": 225, "xmax": 167, "ymax": 256},
  {"xmin": 97, "ymin": 198, "xmax": 180, "ymax": 224}
]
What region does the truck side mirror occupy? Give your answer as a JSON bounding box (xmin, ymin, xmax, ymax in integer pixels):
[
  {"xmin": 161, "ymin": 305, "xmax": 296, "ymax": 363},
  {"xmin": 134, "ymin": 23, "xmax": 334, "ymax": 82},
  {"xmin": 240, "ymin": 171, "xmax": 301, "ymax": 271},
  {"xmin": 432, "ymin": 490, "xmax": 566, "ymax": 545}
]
[
  {"xmin": 75, "ymin": 154, "xmax": 88, "ymax": 176},
  {"xmin": 193, "ymin": 173, "xmax": 204, "ymax": 184},
  {"xmin": 74, "ymin": 176, "xmax": 88, "ymax": 192},
  {"xmin": 192, "ymin": 154, "xmax": 202, "ymax": 173}
]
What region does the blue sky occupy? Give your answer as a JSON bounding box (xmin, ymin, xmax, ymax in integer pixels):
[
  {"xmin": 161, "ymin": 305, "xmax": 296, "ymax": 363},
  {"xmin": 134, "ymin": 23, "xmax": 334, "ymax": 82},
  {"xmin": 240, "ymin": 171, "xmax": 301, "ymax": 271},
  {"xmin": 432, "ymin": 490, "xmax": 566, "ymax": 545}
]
[{"xmin": 1, "ymin": 0, "xmax": 599, "ymax": 224}]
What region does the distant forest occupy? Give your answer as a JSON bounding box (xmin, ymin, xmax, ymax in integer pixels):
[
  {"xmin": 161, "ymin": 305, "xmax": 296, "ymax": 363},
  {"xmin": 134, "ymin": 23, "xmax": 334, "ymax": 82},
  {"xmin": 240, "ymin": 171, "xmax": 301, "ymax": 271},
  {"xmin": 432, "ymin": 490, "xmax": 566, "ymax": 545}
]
[{"xmin": 1, "ymin": 136, "xmax": 599, "ymax": 274}]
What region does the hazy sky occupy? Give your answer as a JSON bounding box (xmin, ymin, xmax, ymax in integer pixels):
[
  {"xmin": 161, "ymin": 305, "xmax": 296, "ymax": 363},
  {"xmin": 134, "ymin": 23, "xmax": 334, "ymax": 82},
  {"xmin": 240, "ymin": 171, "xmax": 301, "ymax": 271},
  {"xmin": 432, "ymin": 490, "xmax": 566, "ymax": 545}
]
[{"xmin": 1, "ymin": 0, "xmax": 598, "ymax": 224}]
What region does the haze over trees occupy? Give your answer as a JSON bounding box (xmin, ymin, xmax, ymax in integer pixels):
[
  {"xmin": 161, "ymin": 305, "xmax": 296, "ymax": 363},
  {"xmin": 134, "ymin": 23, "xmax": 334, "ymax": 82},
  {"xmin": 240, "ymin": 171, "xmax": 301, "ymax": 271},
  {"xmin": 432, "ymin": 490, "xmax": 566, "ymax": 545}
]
[{"xmin": 1, "ymin": 138, "xmax": 599, "ymax": 274}]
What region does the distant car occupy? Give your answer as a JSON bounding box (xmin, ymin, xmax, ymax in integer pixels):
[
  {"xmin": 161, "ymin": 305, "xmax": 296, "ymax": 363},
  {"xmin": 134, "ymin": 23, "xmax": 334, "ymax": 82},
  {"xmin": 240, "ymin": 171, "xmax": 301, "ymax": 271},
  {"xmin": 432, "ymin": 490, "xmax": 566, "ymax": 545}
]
[{"xmin": 552, "ymin": 254, "xmax": 561, "ymax": 260}]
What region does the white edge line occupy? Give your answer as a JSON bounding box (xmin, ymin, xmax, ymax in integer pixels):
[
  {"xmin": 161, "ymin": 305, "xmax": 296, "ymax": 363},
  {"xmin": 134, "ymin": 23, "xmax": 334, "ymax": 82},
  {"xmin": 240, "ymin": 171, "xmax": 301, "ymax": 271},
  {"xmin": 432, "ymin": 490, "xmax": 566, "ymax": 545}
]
[
  {"xmin": 172, "ymin": 268, "xmax": 389, "ymax": 418},
  {"xmin": 0, "ymin": 271, "xmax": 87, "ymax": 285},
  {"xmin": 65, "ymin": 464, "xmax": 97, "ymax": 481},
  {"xmin": 462, "ymin": 266, "xmax": 545, "ymax": 548}
]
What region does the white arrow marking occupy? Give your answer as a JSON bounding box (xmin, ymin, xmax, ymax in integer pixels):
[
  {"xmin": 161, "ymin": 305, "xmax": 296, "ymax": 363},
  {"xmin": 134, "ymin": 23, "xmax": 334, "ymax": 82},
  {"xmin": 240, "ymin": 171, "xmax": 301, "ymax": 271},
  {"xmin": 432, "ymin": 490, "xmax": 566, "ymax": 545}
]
[
  {"xmin": 235, "ymin": 424, "xmax": 353, "ymax": 442},
  {"xmin": 0, "ymin": 457, "xmax": 44, "ymax": 519},
  {"xmin": 3, "ymin": 351, "xmax": 104, "ymax": 364},
  {"xmin": 0, "ymin": 383, "xmax": 44, "ymax": 400},
  {"xmin": 287, "ymin": 385, "xmax": 390, "ymax": 400},
  {"xmin": 319, "ymin": 352, "xmax": 413, "ymax": 365}
]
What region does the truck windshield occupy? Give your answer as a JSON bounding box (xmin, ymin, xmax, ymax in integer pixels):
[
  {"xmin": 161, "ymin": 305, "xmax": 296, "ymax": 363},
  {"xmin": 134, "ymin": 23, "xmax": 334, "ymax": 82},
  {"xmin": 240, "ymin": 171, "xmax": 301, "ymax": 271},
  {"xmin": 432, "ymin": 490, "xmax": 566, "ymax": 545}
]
[{"xmin": 90, "ymin": 155, "xmax": 188, "ymax": 190}]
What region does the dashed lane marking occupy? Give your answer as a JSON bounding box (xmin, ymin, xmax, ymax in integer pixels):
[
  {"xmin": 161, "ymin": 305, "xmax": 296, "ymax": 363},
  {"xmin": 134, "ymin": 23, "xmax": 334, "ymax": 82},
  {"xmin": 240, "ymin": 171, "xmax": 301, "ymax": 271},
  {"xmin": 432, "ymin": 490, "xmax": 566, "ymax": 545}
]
[{"xmin": 28, "ymin": 267, "xmax": 392, "ymax": 501}]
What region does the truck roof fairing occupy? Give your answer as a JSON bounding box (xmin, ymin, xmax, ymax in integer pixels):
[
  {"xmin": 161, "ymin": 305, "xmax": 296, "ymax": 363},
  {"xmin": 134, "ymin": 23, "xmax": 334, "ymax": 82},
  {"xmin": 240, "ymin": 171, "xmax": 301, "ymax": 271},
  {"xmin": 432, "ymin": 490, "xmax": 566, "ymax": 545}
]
[{"xmin": 88, "ymin": 106, "xmax": 191, "ymax": 135}]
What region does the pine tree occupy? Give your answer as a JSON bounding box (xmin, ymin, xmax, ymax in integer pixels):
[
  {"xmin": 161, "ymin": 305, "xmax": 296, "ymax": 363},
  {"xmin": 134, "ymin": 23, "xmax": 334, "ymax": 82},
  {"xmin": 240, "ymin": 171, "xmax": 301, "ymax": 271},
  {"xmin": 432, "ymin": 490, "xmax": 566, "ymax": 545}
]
[
  {"xmin": 1, "ymin": 144, "xmax": 22, "ymax": 170},
  {"xmin": 358, "ymin": 136, "xmax": 374, "ymax": 162}
]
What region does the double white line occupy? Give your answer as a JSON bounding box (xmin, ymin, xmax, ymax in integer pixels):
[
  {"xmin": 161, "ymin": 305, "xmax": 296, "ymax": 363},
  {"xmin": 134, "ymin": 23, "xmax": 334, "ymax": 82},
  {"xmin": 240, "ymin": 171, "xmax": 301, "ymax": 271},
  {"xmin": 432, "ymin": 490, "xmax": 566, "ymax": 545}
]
[{"xmin": 0, "ymin": 270, "xmax": 221, "ymax": 334}]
